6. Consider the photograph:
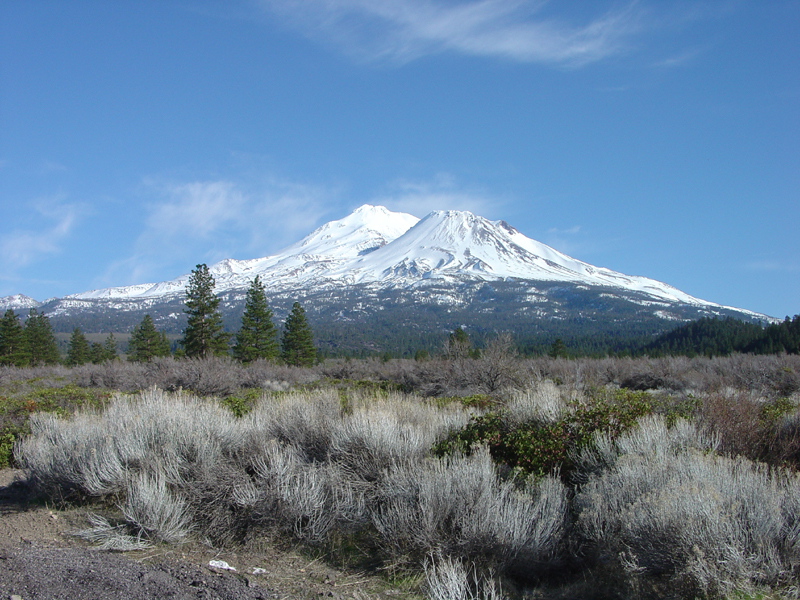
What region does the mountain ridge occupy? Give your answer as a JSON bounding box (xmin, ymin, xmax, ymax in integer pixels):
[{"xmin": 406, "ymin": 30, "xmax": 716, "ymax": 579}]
[{"xmin": 0, "ymin": 205, "xmax": 775, "ymax": 351}]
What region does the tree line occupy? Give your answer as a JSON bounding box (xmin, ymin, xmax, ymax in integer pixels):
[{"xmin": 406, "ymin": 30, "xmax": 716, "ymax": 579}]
[
  {"xmin": 0, "ymin": 264, "xmax": 318, "ymax": 368},
  {"xmin": 644, "ymin": 315, "xmax": 800, "ymax": 358},
  {"xmin": 3, "ymin": 264, "xmax": 796, "ymax": 366},
  {"xmin": 0, "ymin": 308, "xmax": 118, "ymax": 367},
  {"xmin": 177, "ymin": 264, "xmax": 316, "ymax": 366}
]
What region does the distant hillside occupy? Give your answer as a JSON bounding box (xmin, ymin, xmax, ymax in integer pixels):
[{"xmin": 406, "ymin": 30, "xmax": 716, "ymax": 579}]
[{"xmin": 646, "ymin": 315, "xmax": 800, "ymax": 357}]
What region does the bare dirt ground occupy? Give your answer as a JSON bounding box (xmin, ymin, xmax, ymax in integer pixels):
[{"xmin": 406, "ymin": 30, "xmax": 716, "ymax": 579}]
[{"xmin": 0, "ymin": 469, "xmax": 420, "ymax": 600}]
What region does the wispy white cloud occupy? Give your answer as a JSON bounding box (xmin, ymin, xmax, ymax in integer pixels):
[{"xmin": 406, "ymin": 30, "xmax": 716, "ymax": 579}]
[
  {"xmin": 262, "ymin": 0, "xmax": 642, "ymax": 66},
  {"xmin": 370, "ymin": 174, "xmax": 504, "ymax": 217},
  {"xmin": 0, "ymin": 199, "xmax": 81, "ymax": 278},
  {"xmin": 744, "ymin": 260, "xmax": 800, "ymax": 273},
  {"xmin": 548, "ymin": 225, "xmax": 581, "ymax": 235},
  {"xmin": 144, "ymin": 181, "xmax": 248, "ymax": 242},
  {"xmin": 101, "ymin": 178, "xmax": 339, "ymax": 286},
  {"xmin": 542, "ymin": 223, "xmax": 589, "ymax": 257},
  {"xmin": 652, "ymin": 47, "xmax": 702, "ymax": 68}
]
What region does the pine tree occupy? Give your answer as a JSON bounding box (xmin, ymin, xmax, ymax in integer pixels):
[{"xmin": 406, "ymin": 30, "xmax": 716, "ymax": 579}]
[
  {"xmin": 102, "ymin": 333, "xmax": 119, "ymax": 361},
  {"xmin": 233, "ymin": 275, "xmax": 278, "ymax": 363},
  {"xmin": 66, "ymin": 328, "xmax": 91, "ymax": 366},
  {"xmin": 280, "ymin": 301, "xmax": 316, "ymax": 367},
  {"xmin": 90, "ymin": 333, "xmax": 118, "ymax": 364},
  {"xmin": 90, "ymin": 343, "xmax": 104, "ymax": 364},
  {"xmin": 0, "ymin": 309, "xmax": 29, "ymax": 367},
  {"xmin": 181, "ymin": 264, "xmax": 229, "ymax": 358},
  {"xmin": 158, "ymin": 331, "xmax": 172, "ymax": 357},
  {"xmin": 548, "ymin": 338, "xmax": 567, "ymax": 358},
  {"xmin": 128, "ymin": 315, "xmax": 170, "ymax": 362},
  {"xmin": 24, "ymin": 309, "xmax": 60, "ymax": 366}
]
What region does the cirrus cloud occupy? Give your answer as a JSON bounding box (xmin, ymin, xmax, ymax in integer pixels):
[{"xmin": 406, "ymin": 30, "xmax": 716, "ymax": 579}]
[
  {"xmin": 99, "ymin": 177, "xmax": 341, "ymax": 287},
  {"xmin": 261, "ymin": 0, "xmax": 643, "ymax": 66},
  {"xmin": 0, "ymin": 199, "xmax": 83, "ymax": 281}
]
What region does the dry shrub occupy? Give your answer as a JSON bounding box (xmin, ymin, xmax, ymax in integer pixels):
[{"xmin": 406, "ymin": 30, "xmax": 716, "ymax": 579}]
[
  {"xmin": 238, "ymin": 358, "xmax": 320, "ymax": 389},
  {"xmin": 243, "ymin": 389, "xmax": 342, "ymax": 462},
  {"xmin": 62, "ymin": 357, "xmax": 320, "ymax": 395},
  {"xmin": 73, "ymin": 513, "xmax": 153, "ymax": 551},
  {"xmin": 504, "ymin": 380, "xmax": 569, "ymax": 426},
  {"xmin": 243, "ymin": 443, "xmax": 365, "ymax": 544},
  {"xmin": 699, "ymin": 389, "xmax": 800, "ymax": 469},
  {"xmin": 17, "ymin": 387, "xmax": 475, "ymax": 552},
  {"xmin": 700, "ymin": 390, "xmax": 766, "ymax": 460},
  {"xmin": 575, "ymin": 414, "xmax": 800, "ymax": 597},
  {"xmin": 773, "ymin": 406, "xmax": 800, "ymax": 468},
  {"xmin": 425, "ymin": 556, "xmax": 506, "ymax": 600},
  {"xmin": 371, "ymin": 447, "xmax": 567, "ymax": 574},
  {"xmin": 17, "ymin": 387, "xmax": 240, "ymax": 497},
  {"xmin": 122, "ymin": 470, "xmax": 193, "ymax": 543},
  {"xmin": 328, "ymin": 394, "xmax": 469, "ymax": 482}
]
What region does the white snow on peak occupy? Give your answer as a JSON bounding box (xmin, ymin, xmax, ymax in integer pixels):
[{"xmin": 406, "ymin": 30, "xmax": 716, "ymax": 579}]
[
  {"xmin": 0, "ymin": 294, "xmax": 41, "ymax": 310},
  {"xmin": 341, "ymin": 209, "xmax": 699, "ymax": 302},
  {"xmin": 281, "ymin": 204, "xmax": 420, "ymax": 259},
  {"xmin": 56, "ymin": 204, "xmax": 766, "ymax": 318},
  {"xmin": 67, "ymin": 205, "xmax": 420, "ymax": 300}
]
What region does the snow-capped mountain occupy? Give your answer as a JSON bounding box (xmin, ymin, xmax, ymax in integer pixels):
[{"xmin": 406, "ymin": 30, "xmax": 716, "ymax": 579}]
[
  {"xmin": 345, "ymin": 210, "xmax": 707, "ymax": 304},
  {"xmin": 0, "ymin": 294, "xmax": 41, "ymax": 311},
  {"xmin": 63, "ymin": 205, "xmax": 420, "ymax": 301},
  {"xmin": 1, "ymin": 204, "xmax": 772, "ymax": 346},
  {"xmin": 51, "ymin": 204, "xmax": 760, "ymax": 316}
]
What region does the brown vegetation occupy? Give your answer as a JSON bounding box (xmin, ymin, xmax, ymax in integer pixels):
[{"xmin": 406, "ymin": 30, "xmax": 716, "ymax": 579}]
[{"xmin": 4, "ymin": 352, "xmax": 800, "ymax": 599}]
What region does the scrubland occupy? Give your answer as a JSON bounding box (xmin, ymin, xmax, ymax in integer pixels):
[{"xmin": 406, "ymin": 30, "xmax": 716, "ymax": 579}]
[{"xmin": 3, "ymin": 352, "xmax": 800, "ymax": 599}]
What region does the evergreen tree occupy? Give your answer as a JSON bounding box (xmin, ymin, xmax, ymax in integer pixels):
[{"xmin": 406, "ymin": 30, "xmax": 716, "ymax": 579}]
[
  {"xmin": 181, "ymin": 264, "xmax": 229, "ymax": 358},
  {"xmin": 548, "ymin": 338, "xmax": 567, "ymax": 358},
  {"xmin": 0, "ymin": 309, "xmax": 29, "ymax": 367},
  {"xmin": 233, "ymin": 276, "xmax": 278, "ymax": 363},
  {"xmin": 280, "ymin": 301, "xmax": 316, "ymax": 366},
  {"xmin": 159, "ymin": 331, "xmax": 172, "ymax": 356},
  {"xmin": 90, "ymin": 343, "xmax": 104, "ymax": 364},
  {"xmin": 90, "ymin": 333, "xmax": 118, "ymax": 364},
  {"xmin": 102, "ymin": 333, "xmax": 119, "ymax": 361},
  {"xmin": 24, "ymin": 309, "xmax": 60, "ymax": 366},
  {"xmin": 128, "ymin": 315, "xmax": 170, "ymax": 362},
  {"xmin": 66, "ymin": 328, "xmax": 91, "ymax": 366}
]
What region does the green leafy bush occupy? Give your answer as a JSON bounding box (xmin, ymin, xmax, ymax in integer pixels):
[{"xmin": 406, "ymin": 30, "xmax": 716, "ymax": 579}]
[
  {"xmin": 0, "ymin": 429, "xmax": 18, "ymax": 468},
  {"xmin": 434, "ymin": 388, "xmax": 652, "ymax": 478},
  {"xmin": 219, "ymin": 388, "xmax": 262, "ymax": 417}
]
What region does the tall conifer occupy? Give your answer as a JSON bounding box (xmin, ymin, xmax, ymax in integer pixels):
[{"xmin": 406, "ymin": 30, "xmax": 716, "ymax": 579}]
[
  {"xmin": 128, "ymin": 315, "xmax": 170, "ymax": 362},
  {"xmin": 280, "ymin": 301, "xmax": 316, "ymax": 367},
  {"xmin": 66, "ymin": 328, "xmax": 91, "ymax": 366},
  {"xmin": 102, "ymin": 333, "xmax": 119, "ymax": 361},
  {"xmin": 181, "ymin": 264, "xmax": 229, "ymax": 358},
  {"xmin": 24, "ymin": 309, "xmax": 59, "ymax": 366},
  {"xmin": 233, "ymin": 275, "xmax": 278, "ymax": 363},
  {"xmin": 0, "ymin": 309, "xmax": 29, "ymax": 367}
]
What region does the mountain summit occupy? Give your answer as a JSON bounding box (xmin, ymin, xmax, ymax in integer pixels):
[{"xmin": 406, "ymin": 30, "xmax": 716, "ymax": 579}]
[
  {"xmin": 0, "ymin": 205, "xmax": 771, "ymax": 349},
  {"xmin": 45, "ymin": 205, "xmax": 750, "ymax": 309}
]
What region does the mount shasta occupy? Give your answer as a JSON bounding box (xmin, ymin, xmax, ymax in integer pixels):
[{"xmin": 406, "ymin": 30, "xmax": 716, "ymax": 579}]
[{"xmin": 0, "ymin": 205, "xmax": 771, "ymax": 353}]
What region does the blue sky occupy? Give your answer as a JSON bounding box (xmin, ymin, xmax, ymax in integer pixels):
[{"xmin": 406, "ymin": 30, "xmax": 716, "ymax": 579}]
[{"xmin": 1, "ymin": 0, "xmax": 797, "ymax": 318}]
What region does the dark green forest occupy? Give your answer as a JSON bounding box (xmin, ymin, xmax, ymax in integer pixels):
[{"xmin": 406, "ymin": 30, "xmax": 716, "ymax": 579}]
[{"xmin": 644, "ymin": 315, "xmax": 800, "ymax": 357}]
